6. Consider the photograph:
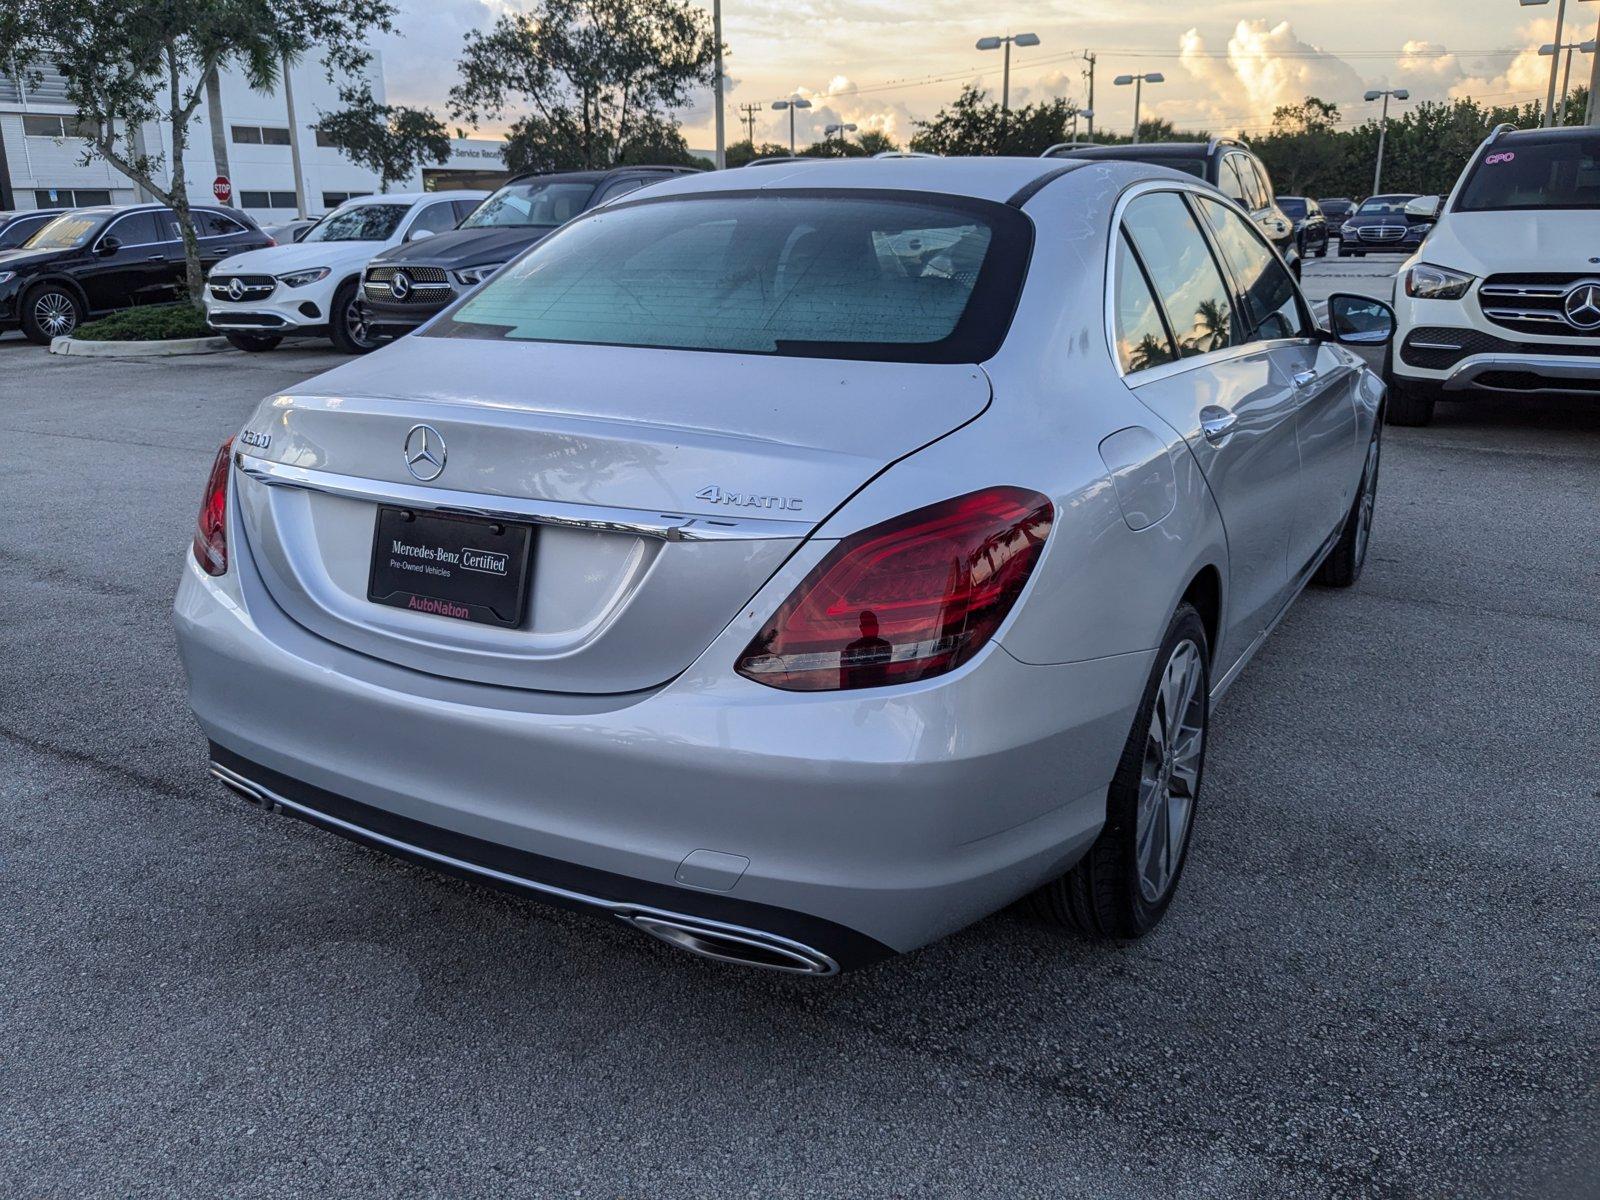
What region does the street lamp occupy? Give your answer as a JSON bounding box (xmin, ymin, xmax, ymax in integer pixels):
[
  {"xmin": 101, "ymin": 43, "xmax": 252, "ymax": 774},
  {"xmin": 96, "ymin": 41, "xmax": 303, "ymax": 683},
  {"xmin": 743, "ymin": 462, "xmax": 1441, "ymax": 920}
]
[
  {"xmin": 823, "ymin": 122, "xmax": 857, "ymax": 156},
  {"xmin": 1539, "ymin": 37, "xmax": 1598, "ymax": 125},
  {"xmin": 1520, "ymin": 0, "xmax": 1600, "ymax": 127},
  {"xmin": 976, "ymin": 32, "xmax": 1040, "ymax": 151},
  {"xmin": 1114, "ymin": 73, "xmax": 1164, "ymax": 144},
  {"xmin": 1068, "ymin": 105, "xmax": 1095, "ymax": 145},
  {"xmin": 1364, "ymin": 87, "xmax": 1410, "ymax": 196},
  {"xmin": 771, "ymin": 96, "xmax": 813, "ymax": 154}
]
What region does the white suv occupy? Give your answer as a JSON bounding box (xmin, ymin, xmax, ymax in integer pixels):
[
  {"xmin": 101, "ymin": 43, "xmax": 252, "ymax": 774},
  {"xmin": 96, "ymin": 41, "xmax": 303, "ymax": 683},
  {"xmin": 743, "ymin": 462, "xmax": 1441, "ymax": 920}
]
[
  {"xmin": 1387, "ymin": 126, "xmax": 1600, "ymax": 425},
  {"xmin": 205, "ymin": 191, "xmax": 486, "ymax": 354}
]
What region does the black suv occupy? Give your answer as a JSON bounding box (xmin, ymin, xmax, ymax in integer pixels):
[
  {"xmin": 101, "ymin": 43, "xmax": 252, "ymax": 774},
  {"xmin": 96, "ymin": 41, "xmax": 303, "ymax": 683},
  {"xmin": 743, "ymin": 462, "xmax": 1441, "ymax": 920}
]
[
  {"xmin": 1318, "ymin": 197, "xmax": 1357, "ymax": 228},
  {"xmin": 1044, "ymin": 138, "xmax": 1301, "ymax": 275},
  {"xmin": 0, "ymin": 208, "xmax": 65, "ymax": 249},
  {"xmin": 1275, "ymin": 196, "xmax": 1329, "ymax": 258},
  {"xmin": 359, "ymin": 166, "xmax": 697, "ymax": 341},
  {"xmin": 0, "ymin": 203, "xmax": 269, "ymax": 342}
]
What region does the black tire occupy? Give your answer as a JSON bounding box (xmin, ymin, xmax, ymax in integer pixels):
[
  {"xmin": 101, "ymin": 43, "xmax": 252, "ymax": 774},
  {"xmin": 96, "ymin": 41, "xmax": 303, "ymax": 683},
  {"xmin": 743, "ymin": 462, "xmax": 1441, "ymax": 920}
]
[
  {"xmin": 19, "ymin": 283, "xmax": 84, "ymax": 344},
  {"xmin": 328, "ymin": 280, "xmax": 379, "ymax": 355},
  {"xmin": 1337, "ymin": 245, "xmax": 1351, "ymax": 258},
  {"xmin": 1030, "ymin": 604, "xmax": 1210, "ymax": 939},
  {"xmin": 1315, "ymin": 237, "xmax": 1328, "ymax": 258},
  {"xmin": 223, "ymin": 332, "xmax": 283, "ymax": 353},
  {"xmin": 1315, "ymin": 425, "xmax": 1381, "ymax": 588}
]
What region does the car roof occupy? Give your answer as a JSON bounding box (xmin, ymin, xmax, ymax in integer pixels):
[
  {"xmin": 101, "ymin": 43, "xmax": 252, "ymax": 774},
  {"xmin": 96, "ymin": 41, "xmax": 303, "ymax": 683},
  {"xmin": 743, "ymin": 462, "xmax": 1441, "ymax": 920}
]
[
  {"xmin": 1052, "ymin": 142, "xmax": 1216, "ymax": 161},
  {"xmin": 507, "ymin": 166, "xmax": 695, "ymax": 185},
  {"xmin": 343, "ymin": 191, "xmax": 488, "ymax": 207},
  {"xmin": 613, "ymin": 156, "xmax": 1143, "ymax": 206},
  {"xmin": 1498, "ymin": 125, "xmax": 1597, "ymax": 141}
]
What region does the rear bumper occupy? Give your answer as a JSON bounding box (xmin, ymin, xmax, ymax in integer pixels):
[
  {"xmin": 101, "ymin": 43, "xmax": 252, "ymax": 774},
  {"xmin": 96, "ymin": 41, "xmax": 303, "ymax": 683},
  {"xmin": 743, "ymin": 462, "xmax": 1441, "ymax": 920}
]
[{"xmin": 173, "ymin": 519, "xmax": 1145, "ymax": 965}]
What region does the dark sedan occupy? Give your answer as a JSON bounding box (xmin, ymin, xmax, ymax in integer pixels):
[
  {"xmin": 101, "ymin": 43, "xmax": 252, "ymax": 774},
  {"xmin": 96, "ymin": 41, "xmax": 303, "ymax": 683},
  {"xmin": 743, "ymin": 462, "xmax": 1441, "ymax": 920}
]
[
  {"xmin": 1318, "ymin": 197, "xmax": 1357, "ymax": 228},
  {"xmin": 0, "ymin": 204, "xmax": 269, "ymax": 342},
  {"xmin": 1276, "ymin": 196, "xmax": 1329, "ymax": 258},
  {"xmin": 1337, "ymin": 194, "xmax": 1430, "ymax": 257}
]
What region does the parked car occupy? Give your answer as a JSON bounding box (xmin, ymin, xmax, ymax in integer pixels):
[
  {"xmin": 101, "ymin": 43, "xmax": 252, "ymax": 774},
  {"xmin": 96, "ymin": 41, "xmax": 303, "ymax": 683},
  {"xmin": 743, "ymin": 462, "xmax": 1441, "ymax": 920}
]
[
  {"xmin": 1318, "ymin": 197, "xmax": 1357, "ymax": 228},
  {"xmin": 1387, "ymin": 124, "xmax": 1600, "ymax": 425},
  {"xmin": 203, "ymin": 190, "xmax": 486, "ymax": 354},
  {"xmin": 261, "ymin": 216, "xmax": 321, "ymax": 245},
  {"xmin": 0, "ymin": 207, "xmax": 65, "ymax": 249},
  {"xmin": 1043, "ymin": 138, "xmax": 1301, "ymax": 275},
  {"xmin": 175, "ymin": 158, "xmax": 1392, "ymax": 976},
  {"xmin": 359, "ymin": 167, "xmax": 695, "ymax": 343},
  {"xmin": 1336, "ymin": 194, "xmax": 1429, "ymax": 256},
  {"xmin": 1276, "ymin": 196, "xmax": 1329, "ymax": 258},
  {"xmin": 0, "ymin": 204, "xmax": 269, "ymax": 343}
]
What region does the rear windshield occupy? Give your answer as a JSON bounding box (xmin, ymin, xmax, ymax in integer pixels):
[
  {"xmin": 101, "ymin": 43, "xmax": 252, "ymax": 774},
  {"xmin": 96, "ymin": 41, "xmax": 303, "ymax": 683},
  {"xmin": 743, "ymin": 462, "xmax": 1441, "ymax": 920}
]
[
  {"xmin": 430, "ymin": 192, "xmax": 1031, "ymax": 363},
  {"xmin": 461, "ymin": 181, "xmax": 597, "ymax": 229},
  {"xmin": 302, "ymin": 204, "xmax": 409, "ymax": 242},
  {"xmin": 1276, "ymin": 197, "xmax": 1307, "ymax": 218},
  {"xmin": 1454, "ymin": 135, "xmax": 1600, "ymax": 211}
]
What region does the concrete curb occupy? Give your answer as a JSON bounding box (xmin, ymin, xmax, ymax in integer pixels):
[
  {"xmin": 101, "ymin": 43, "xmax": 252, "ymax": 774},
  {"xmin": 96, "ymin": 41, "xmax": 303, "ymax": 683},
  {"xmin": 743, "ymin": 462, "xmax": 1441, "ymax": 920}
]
[{"xmin": 50, "ymin": 334, "xmax": 232, "ymax": 358}]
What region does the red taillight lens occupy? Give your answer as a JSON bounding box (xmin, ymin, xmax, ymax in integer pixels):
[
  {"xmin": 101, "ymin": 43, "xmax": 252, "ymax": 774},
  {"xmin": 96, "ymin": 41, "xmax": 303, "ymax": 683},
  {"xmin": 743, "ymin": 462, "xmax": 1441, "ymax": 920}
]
[
  {"xmin": 735, "ymin": 486, "xmax": 1053, "ymax": 692},
  {"xmin": 192, "ymin": 438, "xmax": 234, "ymax": 576}
]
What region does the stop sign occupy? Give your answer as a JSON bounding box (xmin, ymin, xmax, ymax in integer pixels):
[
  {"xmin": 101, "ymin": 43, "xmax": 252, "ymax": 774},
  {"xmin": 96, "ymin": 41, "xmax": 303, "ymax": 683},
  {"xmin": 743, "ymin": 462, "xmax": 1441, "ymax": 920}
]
[{"xmin": 212, "ymin": 175, "xmax": 232, "ymax": 204}]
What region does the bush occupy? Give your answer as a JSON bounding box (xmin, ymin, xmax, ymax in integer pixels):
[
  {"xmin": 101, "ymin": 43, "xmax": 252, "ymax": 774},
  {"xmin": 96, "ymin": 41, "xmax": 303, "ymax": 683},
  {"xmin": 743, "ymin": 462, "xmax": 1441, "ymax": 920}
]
[{"xmin": 75, "ymin": 302, "xmax": 211, "ymax": 342}]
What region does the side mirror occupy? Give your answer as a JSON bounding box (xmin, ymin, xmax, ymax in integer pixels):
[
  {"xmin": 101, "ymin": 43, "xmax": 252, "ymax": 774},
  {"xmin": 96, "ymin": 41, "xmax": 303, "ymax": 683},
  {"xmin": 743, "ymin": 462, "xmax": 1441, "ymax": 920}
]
[
  {"xmin": 1404, "ymin": 195, "xmax": 1441, "ymax": 220},
  {"xmin": 1327, "ymin": 293, "xmax": 1396, "ymax": 346},
  {"xmin": 94, "ymin": 235, "xmax": 121, "ymax": 257},
  {"xmin": 406, "ymin": 227, "xmax": 435, "ymax": 242}
]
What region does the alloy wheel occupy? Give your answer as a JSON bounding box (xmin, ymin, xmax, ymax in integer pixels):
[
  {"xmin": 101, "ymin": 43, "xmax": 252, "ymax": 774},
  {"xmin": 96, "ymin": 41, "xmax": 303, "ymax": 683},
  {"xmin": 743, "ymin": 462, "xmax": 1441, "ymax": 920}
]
[
  {"xmin": 34, "ymin": 291, "xmax": 77, "ymax": 337},
  {"xmin": 1135, "ymin": 639, "xmax": 1205, "ymax": 904},
  {"xmin": 345, "ymin": 299, "xmax": 375, "ymax": 349}
]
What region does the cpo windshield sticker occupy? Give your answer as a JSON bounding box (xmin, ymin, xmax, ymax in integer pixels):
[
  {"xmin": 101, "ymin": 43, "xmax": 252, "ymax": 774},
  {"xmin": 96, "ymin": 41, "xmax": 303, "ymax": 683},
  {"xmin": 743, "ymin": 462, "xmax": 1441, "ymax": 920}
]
[{"xmin": 1483, "ymin": 151, "xmax": 1516, "ymax": 165}]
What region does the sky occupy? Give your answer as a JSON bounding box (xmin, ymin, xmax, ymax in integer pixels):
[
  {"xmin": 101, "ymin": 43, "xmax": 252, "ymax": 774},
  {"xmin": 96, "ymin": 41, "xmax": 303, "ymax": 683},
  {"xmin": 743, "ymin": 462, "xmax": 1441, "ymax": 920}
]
[{"xmin": 374, "ymin": 0, "xmax": 1594, "ymax": 149}]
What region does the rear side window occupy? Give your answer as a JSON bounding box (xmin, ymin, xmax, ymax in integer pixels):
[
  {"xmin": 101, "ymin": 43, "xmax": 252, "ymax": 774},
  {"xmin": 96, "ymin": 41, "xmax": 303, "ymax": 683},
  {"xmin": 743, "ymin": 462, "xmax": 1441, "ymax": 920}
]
[
  {"xmin": 1113, "ymin": 233, "xmax": 1178, "ymax": 373},
  {"xmin": 1122, "ymin": 192, "xmax": 1234, "ymax": 356},
  {"xmin": 433, "ymin": 192, "xmax": 1032, "ymax": 364},
  {"xmin": 1455, "ymin": 134, "xmax": 1600, "ymax": 211},
  {"xmin": 106, "ymin": 212, "xmax": 161, "ymax": 246},
  {"xmin": 1196, "ymin": 197, "xmax": 1307, "ymax": 342}
]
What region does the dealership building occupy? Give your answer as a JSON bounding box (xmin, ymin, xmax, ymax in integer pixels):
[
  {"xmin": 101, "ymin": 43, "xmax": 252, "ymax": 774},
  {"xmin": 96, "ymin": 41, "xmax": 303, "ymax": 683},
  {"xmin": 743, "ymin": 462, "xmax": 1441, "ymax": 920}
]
[{"xmin": 0, "ymin": 55, "xmax": 518, "ymax": 219}]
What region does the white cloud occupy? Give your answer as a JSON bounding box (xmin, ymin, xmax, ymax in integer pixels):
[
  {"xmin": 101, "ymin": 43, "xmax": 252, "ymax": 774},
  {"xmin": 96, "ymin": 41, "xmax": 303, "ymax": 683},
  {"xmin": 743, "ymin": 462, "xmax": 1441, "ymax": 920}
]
[{"xmin": 1178, "ymin": 19, "xmax": 1368, "ymax": 131}]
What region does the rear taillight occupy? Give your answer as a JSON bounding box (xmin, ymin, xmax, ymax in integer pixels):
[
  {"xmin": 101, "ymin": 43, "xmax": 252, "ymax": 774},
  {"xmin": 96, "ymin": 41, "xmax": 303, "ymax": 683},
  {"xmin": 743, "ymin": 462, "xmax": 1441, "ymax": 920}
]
[
  {"xmin": 735, "ymin": 487, "xmax": 1053, "ymax": 692},
  {"xmin": 192, "ymin": 438, "xmax": 234, "ymax": 576}
]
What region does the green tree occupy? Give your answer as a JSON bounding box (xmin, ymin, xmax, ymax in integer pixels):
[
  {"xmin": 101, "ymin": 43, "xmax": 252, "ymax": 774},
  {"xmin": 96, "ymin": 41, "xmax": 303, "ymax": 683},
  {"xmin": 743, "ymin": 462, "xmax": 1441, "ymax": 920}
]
[
  {"xmin": 314, "ymin": 89, "xmax": 450, "ymax": 193},
  {"xmin": 0, "ymin": 0, "xmax": 396, "ymax": 306},
  {"xmin": 724, "ymin": 140, "xmax": 793, "ymax": 168},
  {"xmin": 855, "ymin": 129, "xmax": 899, "ymax": 156},
  {"xmin": 450, "ymin": 0, "xmax": 717, "ymax": 171}
]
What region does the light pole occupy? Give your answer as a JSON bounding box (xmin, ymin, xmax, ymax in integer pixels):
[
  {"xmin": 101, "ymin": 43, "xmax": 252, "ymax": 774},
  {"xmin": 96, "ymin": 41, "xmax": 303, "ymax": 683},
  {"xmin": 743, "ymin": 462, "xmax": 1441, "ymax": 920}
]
[
  {"xmin": 1114, "ymin": 72, "xmax": 1164, "ymax": 144},
  {"xmin": 712, "ymin": 0, "xmax": 725, "ymax": 168},
  {"xmin": 1067, "ymin": 105, "xmax": 1094, "ymax": 145},
  {"xmin": 1539, "ymin": 37, "xmax": 1597, "ymax": 124},
  {"xmin": 1364, "ymin": 87, "xmax": 1410, "ymax": 196},
  {"xmin": 823, "ymin": 122, "xmax": 857, "ymax": 155},
  {"xmin": 976, "ymin": 32, "xmax": 1040, "ymax": 151},
  {"xmin": 771, "ymin": 96, "xmax": 812, "ymax": 154},
  {"xmin": 1519, "ymin": 0, "xmax": 1600, "ymax": 125}
]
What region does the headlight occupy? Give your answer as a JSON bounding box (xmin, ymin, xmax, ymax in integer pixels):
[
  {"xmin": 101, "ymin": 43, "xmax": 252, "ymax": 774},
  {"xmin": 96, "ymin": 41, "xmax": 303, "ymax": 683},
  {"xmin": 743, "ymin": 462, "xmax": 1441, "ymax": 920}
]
[
  {"xmin": 0, "ymin": 271, "xmax": 14, "ymax": 285},
  {"xmin": 277, "ymin": 267, "xmax": 330, "ymax": 288},
  {"xmin": 454, "ymin": 263, "xmax": 506, "ymax": 287},
  {"xmin": 1407, "ymin": 223, "xmax": 1433, "ymax": 237},
  {"xmin": 1403, "ymin": 263, "xmax": 1476, "ymax": 300},
  {"xmin": 1341, "ymin": 223, "xmax": 1357, "ymax": 236}
]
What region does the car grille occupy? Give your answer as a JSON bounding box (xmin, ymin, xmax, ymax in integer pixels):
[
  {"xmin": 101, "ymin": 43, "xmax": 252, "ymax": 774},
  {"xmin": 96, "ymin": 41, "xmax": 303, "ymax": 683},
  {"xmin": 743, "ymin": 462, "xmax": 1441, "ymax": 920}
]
[
  {"xmin": 1355, "ymin": 224, "xmax": 1407, "ymax": 242},
  {"xmin": 1400, "ymin": 325, "xmax": 1600, "ymax": 370},
  {"xmin": 1478, "ymin": 273, "xmax": 1600, "ymax": 338},
  {"xmin": 208, "ymin": 274, "xmax": 276, "ymax": 301},
  {"xmin": 363, "ymin": 265, "xmax": 453, "ymax": 303}
]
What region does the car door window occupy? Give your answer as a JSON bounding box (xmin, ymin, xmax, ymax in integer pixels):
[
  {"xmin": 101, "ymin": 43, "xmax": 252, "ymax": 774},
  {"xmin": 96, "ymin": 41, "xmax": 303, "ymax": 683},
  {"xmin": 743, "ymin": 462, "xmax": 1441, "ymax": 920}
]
[
  {"xmin": 1196, "ymin": 196, "xmax": 1309, "ymax": 343},
  {"xmin": 597, "ymin": 178, "xmax": 647, "ymax": 205},
  {"xmin": 1218, "ymin": 157, "xmax": 1249, "ymax": 206},
  {"xmin": 104, "ymin": 212, "xmax": 161, "ymax": 247},
  {"xmin": 1242, "ymin": 158, "xmax": 1271, "ymax": 210},
  {"xmin": 407, "ymin": 202, "xmax": 459, "ymax": 239},
  {"xmin": 1122, "ymin": 192, "xmax": 1234, "ymax": 356},
  {"xmin": 452, "ymin": 199, "xmax": 480, "ymax": 223},
  {"xmin": 1113, "ymin": 232, "xmax": 1178, "ymax": 373},
  {"xmin": 1, "ymin": 215, "xmax": 49, "ymax": 247}
]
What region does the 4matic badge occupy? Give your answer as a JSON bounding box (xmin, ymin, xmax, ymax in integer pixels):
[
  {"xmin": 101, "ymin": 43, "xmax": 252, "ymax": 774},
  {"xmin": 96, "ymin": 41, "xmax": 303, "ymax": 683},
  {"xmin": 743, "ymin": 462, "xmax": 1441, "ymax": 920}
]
[{"xmin": 695, "ymin": 484, "xmax": 803, "ymax": 512}]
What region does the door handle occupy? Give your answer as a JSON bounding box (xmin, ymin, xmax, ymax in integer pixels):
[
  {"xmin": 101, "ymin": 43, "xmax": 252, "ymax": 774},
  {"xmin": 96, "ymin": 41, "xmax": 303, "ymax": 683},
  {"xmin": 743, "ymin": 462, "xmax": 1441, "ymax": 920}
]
[
  {"xmin": 145, "ymin": 253, "xmax": 165, "ymax": 261},
  {"xmin": 1292, "ymin": 369, "xmax": 1320, "ymax": 389},
  {"xmin": 1199, "ymin": 406, "xmax": 1237, "ymax": 444}
]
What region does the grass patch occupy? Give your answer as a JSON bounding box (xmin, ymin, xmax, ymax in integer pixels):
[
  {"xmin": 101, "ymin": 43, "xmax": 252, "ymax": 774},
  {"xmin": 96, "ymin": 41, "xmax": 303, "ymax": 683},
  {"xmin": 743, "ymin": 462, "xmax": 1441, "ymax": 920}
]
[{"xmin": 75, "ymin": 303, "xmax": 211, "ymax": 342}]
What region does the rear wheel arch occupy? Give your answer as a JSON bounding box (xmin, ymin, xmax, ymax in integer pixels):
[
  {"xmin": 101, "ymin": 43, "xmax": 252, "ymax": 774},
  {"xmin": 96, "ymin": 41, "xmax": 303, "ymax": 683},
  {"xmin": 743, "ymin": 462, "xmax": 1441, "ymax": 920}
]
[{"xmin": 1179, "ymin": 565, "xmax": 1222, "ymax": 663}]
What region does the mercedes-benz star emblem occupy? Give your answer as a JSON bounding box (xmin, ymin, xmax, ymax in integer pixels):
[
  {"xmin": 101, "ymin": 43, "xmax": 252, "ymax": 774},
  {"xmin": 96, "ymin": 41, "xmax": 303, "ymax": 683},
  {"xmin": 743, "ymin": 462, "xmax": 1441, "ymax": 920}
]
[
  {"xmin": 1561, "ymin": 282, "xmax": 1600, "ymax": 330},
  {"xmin": 404, "ymin": 424, "xmax": 446, "ymax": 481},
  {"xmin": 390, "ymin": 270, "xmax": 412, "ymax": 301},
  {"xmin": 227, "ymin": 277, "xmax": 245, "ymax": 301}
]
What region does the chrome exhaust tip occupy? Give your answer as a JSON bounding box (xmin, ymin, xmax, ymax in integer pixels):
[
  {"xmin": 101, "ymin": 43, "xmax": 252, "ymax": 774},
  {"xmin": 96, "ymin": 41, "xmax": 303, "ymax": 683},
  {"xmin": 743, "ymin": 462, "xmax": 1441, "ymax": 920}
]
[
  {"xmin": 623, "ymin": 913, "xmax": 838, "ymax": 976},
  {"xmin": 209, "ymin": 764, "xmax": 280, "ymax": 812}
]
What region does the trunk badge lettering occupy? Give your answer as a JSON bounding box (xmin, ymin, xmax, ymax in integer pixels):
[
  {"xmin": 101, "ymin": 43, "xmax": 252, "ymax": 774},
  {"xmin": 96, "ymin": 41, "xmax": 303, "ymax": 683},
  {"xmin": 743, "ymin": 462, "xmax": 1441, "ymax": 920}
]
[
  {"xmin": 239, "ymin": 429, "xmax": 271, "ymax": 450},
  {"xmin": 696, "ymin": 485, "xmax": 802, "ymax": 512}
]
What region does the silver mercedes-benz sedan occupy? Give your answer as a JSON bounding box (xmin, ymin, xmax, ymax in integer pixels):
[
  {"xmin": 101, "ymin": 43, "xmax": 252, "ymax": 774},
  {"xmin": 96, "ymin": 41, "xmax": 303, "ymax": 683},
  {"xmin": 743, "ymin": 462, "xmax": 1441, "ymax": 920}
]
[{"xmin": 175, "ymin": 158, "xmax": 1395, "ymax": 975}]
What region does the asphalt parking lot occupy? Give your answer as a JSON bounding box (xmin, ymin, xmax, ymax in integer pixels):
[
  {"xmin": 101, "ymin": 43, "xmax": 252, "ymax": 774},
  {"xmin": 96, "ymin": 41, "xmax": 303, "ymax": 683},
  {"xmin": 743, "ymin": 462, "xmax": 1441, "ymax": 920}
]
[{"xmin": 2, "ymin": 254, "xmax": 1597, "ymax": 1198}]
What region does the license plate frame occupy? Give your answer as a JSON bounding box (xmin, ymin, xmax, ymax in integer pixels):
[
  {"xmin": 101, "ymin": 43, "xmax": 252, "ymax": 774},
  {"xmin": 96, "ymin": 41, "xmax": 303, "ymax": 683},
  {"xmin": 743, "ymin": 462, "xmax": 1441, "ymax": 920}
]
[{"xmin": 366, "ymin": 507, "xmax": 533, "ymax": 629}]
